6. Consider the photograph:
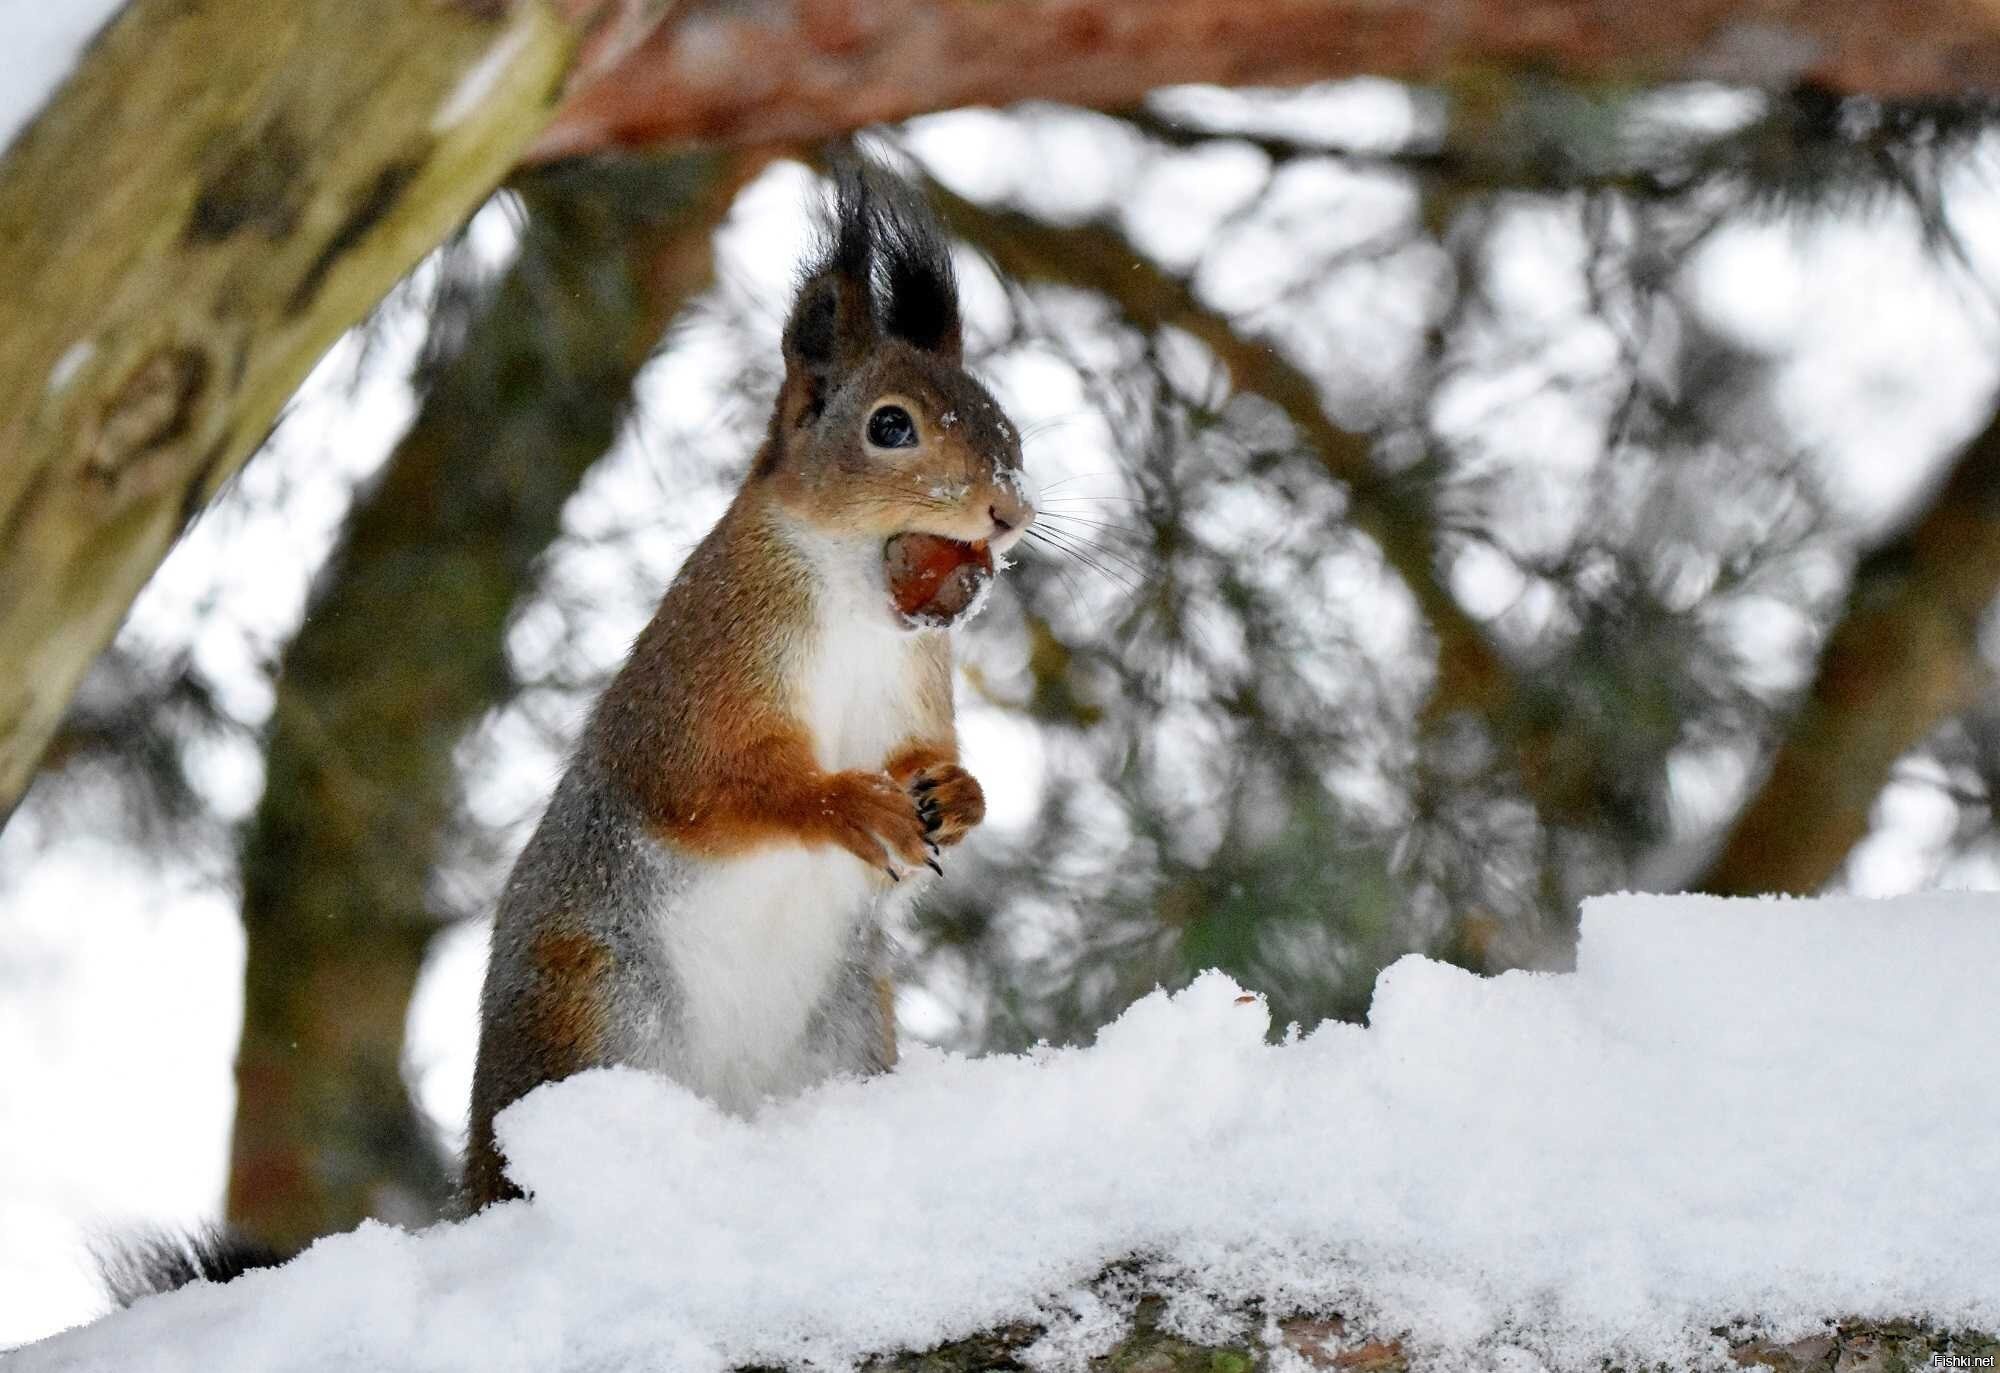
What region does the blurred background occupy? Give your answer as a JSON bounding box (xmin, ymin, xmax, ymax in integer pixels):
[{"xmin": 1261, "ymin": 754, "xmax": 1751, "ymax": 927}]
[{"xmin": 8, "ymin": 32, "xmax": 2000, "ymax": 1344}]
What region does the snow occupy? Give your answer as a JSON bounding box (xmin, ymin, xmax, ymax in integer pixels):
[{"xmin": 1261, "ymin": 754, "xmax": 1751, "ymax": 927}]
[
  {"xmin": 12, "ymin": 892, "xmax": 1999, "ymax": 1371},
  {"xmin": 899, "ymin": 566, "xmax": 997, "ymax": 631},
  {"xmin": 0, "ymin": 2, "xmax": 128, "ymax": 155}
]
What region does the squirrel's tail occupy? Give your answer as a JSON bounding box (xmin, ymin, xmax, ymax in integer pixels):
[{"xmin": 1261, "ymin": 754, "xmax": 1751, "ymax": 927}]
[{"xmin": 96, "ymin": 1226, "xmax": 292, "ymax": 1305}]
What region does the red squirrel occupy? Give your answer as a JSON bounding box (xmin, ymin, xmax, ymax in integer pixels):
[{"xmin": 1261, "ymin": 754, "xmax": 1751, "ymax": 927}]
[{"xmin": 464, "ymin": 159, "xmax": 1035, "ymax": 1208}]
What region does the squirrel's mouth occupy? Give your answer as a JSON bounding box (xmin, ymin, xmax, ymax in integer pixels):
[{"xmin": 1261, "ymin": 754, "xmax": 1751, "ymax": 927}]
[{"xmin": 883, "ymin": 533, "xmax": 996, "ymax": 626}]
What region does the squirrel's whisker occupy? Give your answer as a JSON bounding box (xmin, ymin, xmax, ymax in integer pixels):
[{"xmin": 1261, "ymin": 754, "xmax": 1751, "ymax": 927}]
[
  {"xmin": 1024, "ymin": 526, "xmax": 1148, "ymax": 600},
  {"xmin": 1017, "ymin": 415, "xmax": 1096, "ymax": 444},
  {"xmin": 1033, "ymin": 510, "xmax": 1139, "ymax": 539},
  {"xmin": 1033, "ymin": 465, "xmax": 1131, "ymax": 489},
  {"xmin": 1026, "ymin": 522, "xmax": 1154, "ymax": 586}
]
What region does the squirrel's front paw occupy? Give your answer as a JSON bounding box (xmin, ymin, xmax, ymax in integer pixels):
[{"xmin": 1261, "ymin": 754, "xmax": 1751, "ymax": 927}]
[
  {"xmin": 907, "ymin": 763, "xmax": 984, "ymax": 849},
  {"xmin": 821, "ymin": 770, "xmax": 936, "ymax": 881}
]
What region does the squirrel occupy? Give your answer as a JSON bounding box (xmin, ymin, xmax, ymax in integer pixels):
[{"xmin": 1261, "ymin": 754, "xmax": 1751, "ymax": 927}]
[
  {"xmin": 462, "ymin": 158, "xmax": 1034, "ymax": 1209},
  {"xmin": 96, "ymin": 157, "xmax": 1034, "ymax": 1302}
]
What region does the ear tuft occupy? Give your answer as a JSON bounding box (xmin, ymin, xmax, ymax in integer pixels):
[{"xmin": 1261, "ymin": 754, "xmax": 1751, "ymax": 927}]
[
  {"xmin": 785, "ymin": 276, "xmax": 843, "ymax": 372},
  {"xmin": 778, "ymin": 159, "xmax": 879, "ymax": 424},
  {"xmin": 828, "ymin": 157, "xmax": 873, "ymax": 289},
  {"xmin": 864, "ymin": 166, "xmax": 962, "ymax": 359},
  {"xmin": 775, "ymin": 154, "xmax": 965, "ymax": 435}
]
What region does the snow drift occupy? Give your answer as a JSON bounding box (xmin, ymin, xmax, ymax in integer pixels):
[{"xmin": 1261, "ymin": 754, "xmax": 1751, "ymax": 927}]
[{"xmin": 15, "ymin": 893, "xmax": 1999, "ymax": 1371}]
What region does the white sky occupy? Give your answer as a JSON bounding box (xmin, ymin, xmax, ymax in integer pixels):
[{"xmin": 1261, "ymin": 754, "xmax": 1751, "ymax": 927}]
[{"xmin": 6, "ymin": 88, "xmax": 2000, "ymax": 1347}]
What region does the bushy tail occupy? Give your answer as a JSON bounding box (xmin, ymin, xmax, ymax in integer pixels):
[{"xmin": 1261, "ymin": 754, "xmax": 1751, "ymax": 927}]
[{"xmin": 96, "ymin": 1226, "xmax": 291, "ymax": 1305}]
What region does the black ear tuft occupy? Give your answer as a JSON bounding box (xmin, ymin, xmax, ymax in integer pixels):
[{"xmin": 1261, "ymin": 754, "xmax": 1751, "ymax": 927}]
[
  {"xmin": 775, "ymin": 153, "xmax": 964, "ymax": 437},
  {"xmin": 778, "ymin": 158, "xmax": 880, "ymax": 424},
  {"xmin": 829, "ymin": 157, "xmax": 873, "ymax": 290},
  {"xmin": 864, "ymin": 166, "xmax": 963, "ymax": 359},
  {"xmin": 785, "ymin": 276, "xmax": 843, "ymax": 372}
]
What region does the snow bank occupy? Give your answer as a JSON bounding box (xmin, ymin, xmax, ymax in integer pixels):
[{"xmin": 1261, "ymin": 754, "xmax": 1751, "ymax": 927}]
[{"xmin": 16, "ymin": 893, "xmax": 1999, "ymax": 1371}]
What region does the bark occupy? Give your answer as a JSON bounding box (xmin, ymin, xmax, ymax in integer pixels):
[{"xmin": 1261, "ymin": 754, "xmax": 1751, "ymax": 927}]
[
  {"xmin": 225, "ymin": 152, "xmax": 753, "ymax": 1251},
  {"xmin": 533, "ymin": 0, "xmax": 2000, "ymax": 162},
  {"xmin": 0, "ymin": 0, "xmax": 597, "ymax": 820},
  {"xmin": 1699, "ymin": 402, "xmax": 2000, "ymax": 897},
  {"xmin": 847, "ymin": 1297, "xmax": 1994, "ymax": 1371}
]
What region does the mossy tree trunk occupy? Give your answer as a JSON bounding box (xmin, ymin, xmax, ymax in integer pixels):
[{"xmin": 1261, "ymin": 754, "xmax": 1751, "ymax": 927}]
[
  {"xmin": 225, "ymin": 151, "xmax": 754, "ymax": 1251},
  {"xmin": 0, "ymin": 0, "xmax": 585, "ymax": 822}
]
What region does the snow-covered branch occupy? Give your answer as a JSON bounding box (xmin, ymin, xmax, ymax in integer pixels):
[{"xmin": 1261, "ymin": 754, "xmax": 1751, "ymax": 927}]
[{"xmin": 16, "ymin": 895, "xmax": 1997, "ymax": 1371}]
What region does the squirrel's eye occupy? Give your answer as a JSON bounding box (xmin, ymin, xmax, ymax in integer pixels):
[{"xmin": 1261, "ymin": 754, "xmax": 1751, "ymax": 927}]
[{"xmin": 866, "ymin": 404, "xmax": 918, "ymax": 450}]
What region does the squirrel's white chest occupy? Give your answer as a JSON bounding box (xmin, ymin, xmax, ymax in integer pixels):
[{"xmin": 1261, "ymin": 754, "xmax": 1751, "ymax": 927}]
[
  {"xmin": 798, "ymin": 612, "xmax": 921, "ymax": 769},
  {"xmin": 654, "ymin": 592, "xmax": 922, "ymax": 1111}
]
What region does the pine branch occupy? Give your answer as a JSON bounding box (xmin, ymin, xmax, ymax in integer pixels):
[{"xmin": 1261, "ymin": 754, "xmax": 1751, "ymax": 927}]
[{"xmin": 927, "ymin": 181, "xmax": 1512, "ymax": 721}]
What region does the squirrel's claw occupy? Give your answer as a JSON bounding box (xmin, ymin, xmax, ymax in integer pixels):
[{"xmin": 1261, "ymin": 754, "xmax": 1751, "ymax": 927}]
[{"xmin": 902, "ymin": 762, "xmax": 985, "ymax": 850}]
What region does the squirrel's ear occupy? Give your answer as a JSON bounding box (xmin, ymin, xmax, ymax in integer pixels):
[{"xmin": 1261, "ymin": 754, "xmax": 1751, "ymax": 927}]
[{"xmin": 778, "ymin": 165, "xmax": 878, "ymax": 430}]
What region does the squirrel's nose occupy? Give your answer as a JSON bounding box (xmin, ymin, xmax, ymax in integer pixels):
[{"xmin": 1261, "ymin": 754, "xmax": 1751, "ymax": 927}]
[{"xmin": 987, "ymin": 490, "xmax": 1035, "ymax": 551}]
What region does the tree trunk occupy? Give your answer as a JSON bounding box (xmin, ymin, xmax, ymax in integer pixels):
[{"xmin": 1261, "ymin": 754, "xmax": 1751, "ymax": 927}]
[
  {"xmin": 0, "ymin": 0, "xmax": 580, "ymax": 821},
  {"xmin": 226, "ymin": 151, "xmax": 753, "ymax": 1251},
  {"xmin": 1699, "ymin": 400, "xmax": 2000, "ymax": 897}
]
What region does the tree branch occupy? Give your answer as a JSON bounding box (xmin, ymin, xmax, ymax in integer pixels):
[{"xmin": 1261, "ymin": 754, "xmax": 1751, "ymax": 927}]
[
  {"xmin": 1699, "ymin": 402, "xmax": 2000, "ymax": 896},
  {"xmin": 532, "ymin": 0, "xmax": 2000, "ymax": 161},
  {"xmin": 855, "ymin": 1297, "xmax": 1985, "ymax": 1371}
]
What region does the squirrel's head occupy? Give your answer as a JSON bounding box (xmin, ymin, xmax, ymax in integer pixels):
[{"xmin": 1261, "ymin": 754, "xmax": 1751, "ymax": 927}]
[{"xmin": 756, "ymin": 159, "xmax": 1034, "ymax": 624}]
